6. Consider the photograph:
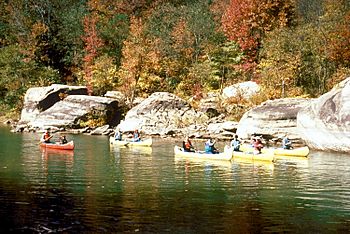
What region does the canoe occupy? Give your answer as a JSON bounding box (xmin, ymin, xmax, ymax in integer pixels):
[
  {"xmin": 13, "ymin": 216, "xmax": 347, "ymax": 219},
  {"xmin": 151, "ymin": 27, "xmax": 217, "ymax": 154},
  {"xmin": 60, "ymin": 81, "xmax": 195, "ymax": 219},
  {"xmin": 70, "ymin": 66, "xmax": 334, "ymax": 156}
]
[
  {"xmin": 229, "ymin": 147, "xmax": 275, "ymax": 162},
  {"xmin": 109, "ymin": 137, "xmax": 153, "ymax": 147},
  {"xmin": 40, "ymin": 141, "xmax": 74, "ymax": 150},
  {"xmin": 273, "ymin": 146, "xmax": 309, "ymax": 157},
  {"xmin": 240, "ymin": 144, "xmax": 309, "ymax": 157},
  {"xmin": 40, "ymin": 147, "xmax": 75, "ymax": 157},
  {"xmin": 174, "ymin": 145, "xmax": 232, "ymax": 161}
]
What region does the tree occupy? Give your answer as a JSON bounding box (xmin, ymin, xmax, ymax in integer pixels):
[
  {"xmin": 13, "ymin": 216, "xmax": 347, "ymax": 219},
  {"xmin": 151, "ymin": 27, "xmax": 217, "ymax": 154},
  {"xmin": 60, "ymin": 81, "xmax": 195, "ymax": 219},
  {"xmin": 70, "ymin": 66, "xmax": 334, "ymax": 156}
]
[
  {"xmin": 118, "ymin": 16, "xmax": 146, "ymax": 104},
  {"xmin": 222, "ymin": 0, "xmax": 295, "ymax": 77},
  {"xmin": 82, "ymin": 11, "xmax": 104, "ymax": 95}
]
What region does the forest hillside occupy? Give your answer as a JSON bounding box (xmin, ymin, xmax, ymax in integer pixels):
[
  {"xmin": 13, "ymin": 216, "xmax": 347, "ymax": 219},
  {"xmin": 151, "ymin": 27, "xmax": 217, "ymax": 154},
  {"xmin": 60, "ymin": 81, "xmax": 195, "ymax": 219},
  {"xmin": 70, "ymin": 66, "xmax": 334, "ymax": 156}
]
[{"xmin": 0, "ymin": 0, "xmax": 349, "ymax": 119}]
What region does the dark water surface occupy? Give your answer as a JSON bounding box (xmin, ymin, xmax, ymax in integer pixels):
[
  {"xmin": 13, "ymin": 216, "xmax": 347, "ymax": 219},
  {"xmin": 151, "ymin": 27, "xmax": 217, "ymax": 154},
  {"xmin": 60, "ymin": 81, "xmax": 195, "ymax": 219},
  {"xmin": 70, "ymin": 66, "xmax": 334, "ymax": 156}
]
[{"xmin": 0, "ymin": 127, "xmax": 350, "ymax": 233}]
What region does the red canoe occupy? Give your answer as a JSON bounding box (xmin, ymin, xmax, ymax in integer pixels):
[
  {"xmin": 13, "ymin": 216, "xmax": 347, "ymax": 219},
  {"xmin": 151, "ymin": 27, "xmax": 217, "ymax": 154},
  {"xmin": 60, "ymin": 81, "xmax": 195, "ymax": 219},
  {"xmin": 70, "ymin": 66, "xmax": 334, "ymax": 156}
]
[{"xmin": 40, "ymin": 141, "xmax": 75, "ymax": 150}]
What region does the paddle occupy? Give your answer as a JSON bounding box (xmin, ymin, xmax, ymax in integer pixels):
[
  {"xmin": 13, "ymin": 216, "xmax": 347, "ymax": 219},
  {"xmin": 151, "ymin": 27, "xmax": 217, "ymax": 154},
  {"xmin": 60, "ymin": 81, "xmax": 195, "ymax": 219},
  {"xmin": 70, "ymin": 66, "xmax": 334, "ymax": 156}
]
[{"xmin": 39, "ymin": 134, "xmax": 53, "ymax": 144}]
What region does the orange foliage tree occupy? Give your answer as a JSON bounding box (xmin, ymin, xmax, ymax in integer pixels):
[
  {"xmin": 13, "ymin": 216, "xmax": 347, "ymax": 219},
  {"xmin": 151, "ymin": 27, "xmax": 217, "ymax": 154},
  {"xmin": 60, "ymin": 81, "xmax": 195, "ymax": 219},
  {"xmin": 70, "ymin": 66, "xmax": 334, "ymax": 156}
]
[
  {"xmin": 82, "ymin": 12, "xmax": 103, "ymax": 95},
  {"xmin": 118, "ymin": 16, "xmax": 146, "ymax": 104},
  {"xmin": 222, "ymin": 0, "xmax": 295, "ymax": 77},
  {"xmin": 328, "ymin": 13, "xmax": 350, "ymax": 66}
]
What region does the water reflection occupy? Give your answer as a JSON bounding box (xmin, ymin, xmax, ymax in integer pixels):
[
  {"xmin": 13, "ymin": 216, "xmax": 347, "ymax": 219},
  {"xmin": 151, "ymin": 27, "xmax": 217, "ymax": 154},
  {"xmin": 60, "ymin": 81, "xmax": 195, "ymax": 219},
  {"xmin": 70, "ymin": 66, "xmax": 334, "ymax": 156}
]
[{"xmin": 1, "ymin": 130, "xmax": 350, "ymax": 232}]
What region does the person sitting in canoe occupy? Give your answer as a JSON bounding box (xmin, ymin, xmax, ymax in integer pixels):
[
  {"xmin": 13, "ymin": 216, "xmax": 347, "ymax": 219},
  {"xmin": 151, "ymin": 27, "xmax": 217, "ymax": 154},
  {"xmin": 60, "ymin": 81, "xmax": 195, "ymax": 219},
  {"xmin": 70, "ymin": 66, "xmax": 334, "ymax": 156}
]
[
  {"xmin": 250, "ymin": 135, "xmax": 256, "ymax": 147},
  {"xmin": 282, "ymin": 136, "xmax": 293, "ymax": 149},
  {"xmin": 133, "ymin": 129, "xmax": 141, "ymax": 142},
  {"xmin": 114, "ymin": 128, "xmax": 122, "ymax": 141},
  {"xmin": 253, "ymin": 137, "xmax": 264, "ymax": 154},
  {"xmin": 205, "ymin": 138, "xmax": 219, "ymax": 154},
  {"xmin": 183, "ymin": 137, "xmax": 195, "ymax": 152},
  {"xmin": 40, "ymin": 130, "xmax": 53, "ymax": 143},
  {"xmin": 59, "ymin": 135, "xmax": 68, "ymax": 144},
  {"xmin": 230, "ymin": 135, "xmax": 241, "ymax": 151}
]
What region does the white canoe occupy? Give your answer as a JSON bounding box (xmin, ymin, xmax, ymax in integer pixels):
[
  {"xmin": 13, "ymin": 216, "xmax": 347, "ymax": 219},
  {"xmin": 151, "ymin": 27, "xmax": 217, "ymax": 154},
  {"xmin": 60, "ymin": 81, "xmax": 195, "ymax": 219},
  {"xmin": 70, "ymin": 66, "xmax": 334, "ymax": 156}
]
[{"xmin": 109, "ymin": 137, "xmax": 153, "ymax": 147}]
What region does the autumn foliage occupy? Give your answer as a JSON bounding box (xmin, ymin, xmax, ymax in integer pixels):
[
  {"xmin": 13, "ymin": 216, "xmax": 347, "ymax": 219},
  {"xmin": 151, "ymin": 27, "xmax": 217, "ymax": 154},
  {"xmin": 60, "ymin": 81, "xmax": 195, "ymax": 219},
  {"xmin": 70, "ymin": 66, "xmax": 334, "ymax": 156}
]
[
  {"xmin": 222, "ymin": 0, "xmax": 295, "ymax": 75},
  {"xmin": 1, "ymin": 0, "xmax": 350, "ymax": 115}
]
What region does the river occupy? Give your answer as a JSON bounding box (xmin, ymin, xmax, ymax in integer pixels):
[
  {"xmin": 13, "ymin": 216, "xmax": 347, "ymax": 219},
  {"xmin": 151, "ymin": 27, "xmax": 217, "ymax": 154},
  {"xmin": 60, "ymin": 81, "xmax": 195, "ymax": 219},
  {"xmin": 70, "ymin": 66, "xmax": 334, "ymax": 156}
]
[{"xmin": 0, "ymin": 127, "xmax": 349, "ymax": 233}]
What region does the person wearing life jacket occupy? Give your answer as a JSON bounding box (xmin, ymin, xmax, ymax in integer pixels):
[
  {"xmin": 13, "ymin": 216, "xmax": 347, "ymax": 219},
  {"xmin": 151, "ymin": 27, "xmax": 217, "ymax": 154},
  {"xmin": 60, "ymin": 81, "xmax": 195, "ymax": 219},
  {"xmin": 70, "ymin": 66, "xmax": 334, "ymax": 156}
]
[
  {"xmin": 41, "ymin": 130, "xmax": 53, "ymax": 143},
  {"xmin": 205, "ymin": 138, "xmax": 219, "ymax": 154},
  {"xmin": 230, "ymin": 135, "xmax": 241, "ymax": 151},
  {"xmin": 59, "ymin": 135, "xmax": 68, "ymax": 144},
  {"xmin": 282, "ymin": 136, "xmax": 293, "ymax": 149},
  {"xmin": 253, "ymin": 136, "xmax": 264, "ymax": 154},
  {"xmin": 114, "ymin": 128, "xmax": 122, "ymax": 141},
  {"xmin": 133, "ymin": 129, "xmax": 141, "ymax": 142},
  {"xmin": 183, "ymin": 137, "xmax": 195, "ymax": 152}
]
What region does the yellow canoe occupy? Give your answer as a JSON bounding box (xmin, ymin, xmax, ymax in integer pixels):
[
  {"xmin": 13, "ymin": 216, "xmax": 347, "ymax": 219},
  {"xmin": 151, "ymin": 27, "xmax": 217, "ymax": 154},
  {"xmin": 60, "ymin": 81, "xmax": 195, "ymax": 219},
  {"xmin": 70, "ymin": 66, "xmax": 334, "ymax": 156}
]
[
  {"xmin": 273, "ymin": 146, "xmax": 309, "ymax": 157},
  {"xmin": 229, "ymin": 147, "xmax": 275, "ymax": 162},
  {"xmin": 174, "ymin": 145, "xmax": 232, "ymax": 161},
  {"xmin": 240, "ymin": 144, "xmax": 309, "ymax": 157},
  {"xmin": 109, "ymin": 137, "xmax": 153, "ymax": 147}
]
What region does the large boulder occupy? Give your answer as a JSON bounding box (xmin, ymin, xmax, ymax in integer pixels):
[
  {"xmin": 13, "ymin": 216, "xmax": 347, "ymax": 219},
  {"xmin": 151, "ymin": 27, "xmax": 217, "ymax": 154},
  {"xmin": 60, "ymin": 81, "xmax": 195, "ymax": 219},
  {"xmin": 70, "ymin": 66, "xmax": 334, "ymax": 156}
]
[
  {"xmin": 297, "ymin": 78, "xmax": 350, "ymax": 152},
  {"xmin": 28, "ymin": 95, "xmax": 121, "ymax": 129},
  {"xmin": 236, "ymin": 98, "xmax": 311, "ymax": 143},
  {"xmin": 20, "ymin": 84, "xmax": 87, "ymax": 123},
  {"xmin": 117, "ymin": 92, "xmax": 209, "ymax": 136},
  {"xmin": 198, "ymin": 92, "xmax": 221, "ymax": 118},
  {"xmin": 222, "ymin": 81, "xmax": 260, "ymax": 100}
]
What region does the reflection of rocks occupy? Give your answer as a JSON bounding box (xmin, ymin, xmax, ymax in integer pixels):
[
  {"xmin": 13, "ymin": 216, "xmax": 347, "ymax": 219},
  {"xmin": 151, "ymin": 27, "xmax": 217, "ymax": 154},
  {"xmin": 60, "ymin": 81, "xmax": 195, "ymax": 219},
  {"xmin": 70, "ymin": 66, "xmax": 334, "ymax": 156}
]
[
  {"xmin": 297, "ymin": 78, "xmax": 350, "ymax": 152},
  {"xmin": 236, "ymin": 98, "xmax": 311, "ymax": 143},
  {"xmin": 118, "ymin": 92, "xmax": 209, "ymax": 136},
  {"xmin": 20, "ymin": 84, "xmax": 87, "ymax": 124}
]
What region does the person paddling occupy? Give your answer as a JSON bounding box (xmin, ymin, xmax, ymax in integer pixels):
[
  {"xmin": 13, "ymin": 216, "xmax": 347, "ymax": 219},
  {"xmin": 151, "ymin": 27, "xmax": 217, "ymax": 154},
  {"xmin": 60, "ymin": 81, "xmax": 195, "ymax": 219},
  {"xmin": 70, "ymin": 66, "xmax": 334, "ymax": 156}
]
[
  {"xmin": 114, "ymin": 128, "xmax": 122, "ymax": 141},
  {"xmin": 40, "ymin": 130, "xmax": 53, "ymax": 143},
  {"xmin": 205, "ymin": 138, "xmax": 219, "ymax": 154},
  {"xmin": 133, "ymin": 129, "xmax": 141, "ymax": 142},
  {"xmin": 282, "ymin": 136, "xmax": 293, "ymax": 149},
  {"xmin": 231, "ymin": 135, "xmax": 241, "ymax": 151},
  {"xmin": 183, "ymin": 137, "xmax": 195, "ymax": 152},
  {"xmin": 253, "ymin": 136, "xmax": 264, "ymax": 154}
]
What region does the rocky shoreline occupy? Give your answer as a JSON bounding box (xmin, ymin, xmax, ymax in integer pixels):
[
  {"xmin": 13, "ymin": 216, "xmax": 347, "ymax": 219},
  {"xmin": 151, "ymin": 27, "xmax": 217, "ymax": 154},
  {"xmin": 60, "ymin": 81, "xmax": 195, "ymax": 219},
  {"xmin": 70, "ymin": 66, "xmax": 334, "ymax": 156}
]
[{"xmin": 7, "ymin": 78, "xmax": 350, "ymax": 153}]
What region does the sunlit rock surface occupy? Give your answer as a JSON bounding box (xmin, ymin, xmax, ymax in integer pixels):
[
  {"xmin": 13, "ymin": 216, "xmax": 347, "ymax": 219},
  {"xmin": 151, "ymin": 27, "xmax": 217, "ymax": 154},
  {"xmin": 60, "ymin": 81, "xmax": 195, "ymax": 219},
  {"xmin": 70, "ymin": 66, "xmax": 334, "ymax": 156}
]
[
  {"xmin": 297, "ymin": 78, "xmax": 350, "ymax": 152},
  {"xmin": 19, "ymin": 84, "xmax": 87, "ymax": 123},
  {"xmin": 237, "ymin": 98, "xmax": 311, "ymax": 143},
  {"xmin": 118, "ymin": 92, "xmax": 209, "ymax": 136}
]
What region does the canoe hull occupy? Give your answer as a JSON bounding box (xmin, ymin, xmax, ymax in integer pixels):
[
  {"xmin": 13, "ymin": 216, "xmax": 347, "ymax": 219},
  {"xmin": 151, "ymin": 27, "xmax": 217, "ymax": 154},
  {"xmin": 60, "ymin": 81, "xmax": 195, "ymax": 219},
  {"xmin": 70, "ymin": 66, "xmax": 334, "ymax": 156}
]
[
  {"xmin": 273, "ymin": 146, "xmax": 309, "ymax": 157},
  {"xmin": 109, "ymin": 137, "xmax": 153, "ymax": 147},
  {"xmin": 231, "ymin": 149, "xmax": 275, "ymax": 162},
  {"xmin": 40, "ymin": 141, "xmax": 74, "ymax": 150},
  {"xmin": 240, "ymin": 144, "xmax": 309, "ymax": 157},
  {"xmin": 174, "ymin": 145, "xmax": 232, "ymax": 161}
]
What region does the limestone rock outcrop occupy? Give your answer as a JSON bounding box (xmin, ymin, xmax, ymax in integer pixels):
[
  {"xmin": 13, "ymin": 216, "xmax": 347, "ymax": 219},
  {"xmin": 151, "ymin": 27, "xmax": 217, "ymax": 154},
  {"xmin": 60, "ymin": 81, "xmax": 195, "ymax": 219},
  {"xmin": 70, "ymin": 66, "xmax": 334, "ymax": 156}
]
[
  {"xmin": 28, "ymin": 95, "xmax": 121, "ymax": 129},
  {"xmin": 117, "ymin": 92, "xmax": 209, "ymax": 136},
  {"xmin": 236, "ymin": 98, "xmax": 311, "ymax": 143},
  {"xmin": 297, "ymin": 78, "xmax": 350, "ymax": 152},
  {"xmin": 20, "ymin": 84, "xmax": 87, "ymax": 123}
]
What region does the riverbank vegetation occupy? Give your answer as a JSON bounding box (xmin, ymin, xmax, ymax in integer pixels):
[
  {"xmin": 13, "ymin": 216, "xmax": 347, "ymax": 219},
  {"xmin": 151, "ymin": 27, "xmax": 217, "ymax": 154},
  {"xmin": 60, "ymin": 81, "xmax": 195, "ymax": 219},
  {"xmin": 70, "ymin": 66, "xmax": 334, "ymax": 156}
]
[{"xmin": 0, "ymin": 0, "xmax": 349, "ymax": 119}]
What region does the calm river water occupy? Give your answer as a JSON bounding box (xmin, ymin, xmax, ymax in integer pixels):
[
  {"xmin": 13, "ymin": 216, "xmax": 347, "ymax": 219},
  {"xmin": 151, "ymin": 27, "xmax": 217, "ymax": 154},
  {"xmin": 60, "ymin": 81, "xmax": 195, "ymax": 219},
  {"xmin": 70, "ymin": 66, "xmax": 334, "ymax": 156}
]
[{"xmin": 0, "ymin": 126, "xmax": 350, "ymax": 233}]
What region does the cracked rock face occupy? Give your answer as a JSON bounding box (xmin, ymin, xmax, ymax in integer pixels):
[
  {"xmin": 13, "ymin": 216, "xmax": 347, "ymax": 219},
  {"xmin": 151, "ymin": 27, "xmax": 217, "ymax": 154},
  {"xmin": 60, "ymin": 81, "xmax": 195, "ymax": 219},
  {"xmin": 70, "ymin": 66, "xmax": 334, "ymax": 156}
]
[
  {"xmin": 236, "ymin": 98, "xmax": 311, "ymax": 142},
  {"xmin": 19, "ymin": 84, "xmax": 87, "ymax": 123},
  {"xmin": 28, "ymin": 95, "xmax": 121, "ymax": 129},
  {"xmin": 297, "ymin": 78, "xmax": 350, "ymax": 152},
  {"xmin": 118, "ymin": 92, "xmax": 208, "ymax": 135}
]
